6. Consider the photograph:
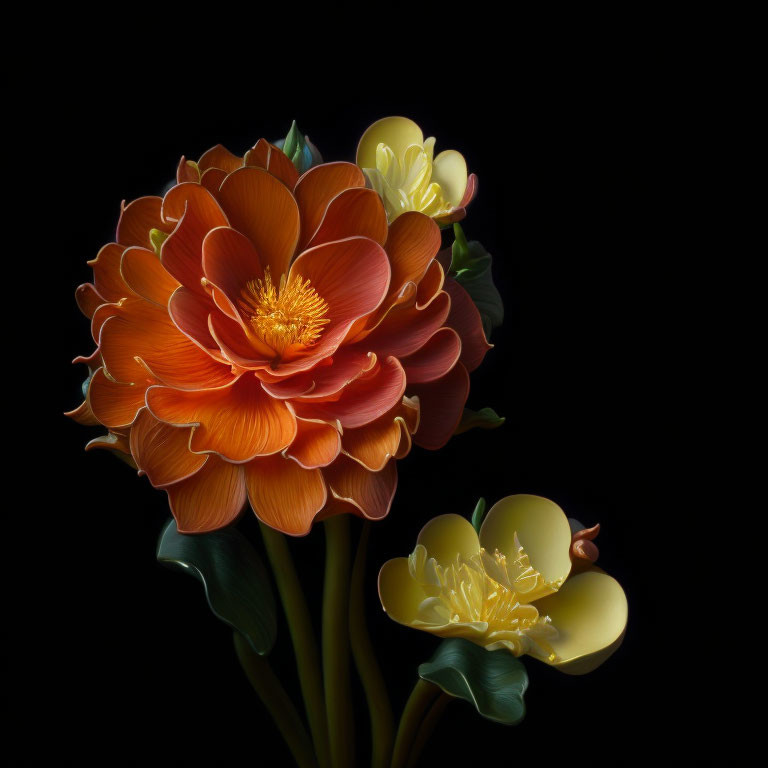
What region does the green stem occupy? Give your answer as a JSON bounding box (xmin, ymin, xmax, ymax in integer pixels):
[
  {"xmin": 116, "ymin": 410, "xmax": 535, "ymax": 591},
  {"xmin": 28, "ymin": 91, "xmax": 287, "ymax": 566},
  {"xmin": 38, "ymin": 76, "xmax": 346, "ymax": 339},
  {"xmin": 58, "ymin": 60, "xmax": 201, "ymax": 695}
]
[
  {"xmin": 405, "ymin": 693, "xmax": 451, "ymax": 768},
  {"xmin": 233, "ymin": 632, "xmax": 318, "ymax": 768},
  {"xmin": 349, "ymin": 521, "xmax": 394, "ymax": 768},
  {"xmin": 323, "ymin": 515, "xmax": 353, "ymax": 768},
  {"xmin": 259, "ymin": 522, "xmax": 330, "ymax": 768},
  {"xmin": 390, "ymin": 680, "xmax": 440, "ymax": 768}
]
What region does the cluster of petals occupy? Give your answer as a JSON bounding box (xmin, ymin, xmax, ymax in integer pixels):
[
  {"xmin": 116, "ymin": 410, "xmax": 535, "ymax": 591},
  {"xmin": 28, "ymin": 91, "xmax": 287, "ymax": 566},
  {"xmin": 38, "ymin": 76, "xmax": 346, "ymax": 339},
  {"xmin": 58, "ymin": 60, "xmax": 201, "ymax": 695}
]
[{"xmin": 68, "ymin": 139, "xmax": 491, "ymax": 535}]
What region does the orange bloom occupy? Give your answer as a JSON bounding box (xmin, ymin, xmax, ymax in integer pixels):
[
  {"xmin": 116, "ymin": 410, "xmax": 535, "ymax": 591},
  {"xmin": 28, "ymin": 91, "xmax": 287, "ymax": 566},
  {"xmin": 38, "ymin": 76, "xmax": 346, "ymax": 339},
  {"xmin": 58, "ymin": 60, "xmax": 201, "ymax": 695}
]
[{"xmin": 68, "ymin": 138, "xmax": 491, "ymax": 535}]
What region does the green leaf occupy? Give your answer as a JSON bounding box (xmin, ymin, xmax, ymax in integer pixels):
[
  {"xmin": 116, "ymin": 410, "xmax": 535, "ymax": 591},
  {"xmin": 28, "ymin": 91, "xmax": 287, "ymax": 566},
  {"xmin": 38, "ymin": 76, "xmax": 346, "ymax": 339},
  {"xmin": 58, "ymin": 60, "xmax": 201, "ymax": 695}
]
[
  {"xmin": 471, "ymin": 498, "xmax": 487, "ymax": 533},
  {"xmin": 157, "ymin": 519, "xmax": 277, "ymax": 655},
  {"xmin": 454, "ymin": 407, "xmax": 506, "ymax": 435},
  {"xmin": 419, "ymin": 638, "xmax": 528, "ymax": 725},
  {"xmin": 449, "ymin": 224, "xmax": 504, "ymax": 339}
]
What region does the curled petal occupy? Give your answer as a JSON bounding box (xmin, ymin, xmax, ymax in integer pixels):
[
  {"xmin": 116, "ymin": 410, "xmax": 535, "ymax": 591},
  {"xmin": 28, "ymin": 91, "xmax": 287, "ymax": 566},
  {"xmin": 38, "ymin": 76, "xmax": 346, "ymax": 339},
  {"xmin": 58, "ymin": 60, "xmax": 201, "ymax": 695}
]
[
  {"xmin": 120, "ymin": 246, "xmax": 180, "ymax": 307},
  {"xmin": 342, "ymin": 400, "xmax": 413, "ymax": 471},
  {"xmin": 64, "ymin": 399, "xmax": 99, "ymax": 426},
  {"xmin": 294, "ymin": 162, "xmax": 366, "ymax": 250},
  {"xmin": 75, "ymin": 283, "xmax": 105, "ymax": 319},
  {"xmin": 378, "ymin": 557, "xmax": 427, "ymax": 626},
  {"xmin": 284, "ymin": 417, "xmax": 341, "ymax": 468},
  {"xmin": 198, "ymin": 144, "xmax": 243, "ymax": 174},
  {"xmin": 385, "ymin": 211, "xmax": 441, "ymax": 304},
  {"xmin": 293, "ymin": 356, "xmax": 406, "ymax": 429},
  {"xmin": 168, "ymin": 287, "xmax": 230, "ymax": 363},
  {"xmin": 307, "ymin": 187, "xmax": 388, "ymax": 249},
  {"xmin": 362, "ymin": 291, "xmax": 450, "ymax": 359},
  {"xmin": 417, "ymin": 513, "xmax": 481, "ymax": 568},
  {"xmin": 176, "ymin": 156, "xmax": 200, "ymax": 184},
  {"xmin": 245, "ymin": 455, "xmax": 327, "ymax": 536},
  {"xmin": 534, "ymin": 571, "xmax": 628, "ymax": 675},
  {"xmin": 146, "ymin": 374, "xmax": 296, "ymax": 463},
  {"xmin": 415, "ymin": 259, "xmax": 445, "ymax": 308},
  {"xmin": 480, "ymin": 495, "xmax": 572, "ymax": 588},
  {"xmin": 217, "ymin": 167, "xmax": 300, "ymax": 278},
  {"xmin": 410, "ymin": 362, "xmax": 469, "ymax": 450},
  {"xmin": 431, "ymin": 149, "xmax": 468, "ymax": 207},
  {"xmin": 244, "ymin": 139, "xmax": 299, "ymax": 189},
  {"xmin": 130, "ymin": 407, "xmax": 207, "ymax": 488},
  {"xmin": 117, "ymin": 197, "xmax": 171, "ymax": 249},
  {"xmin": 88, "ymin": 243, "xmax": 133, "ymax": 303},
  {"xmin": 443, "ymin": 278, "xmax": 492, "ymax": 372},
  {"xmin": 166, "ymin": 456, "xmax": 247, "ymax": 534},
  {"xmin": 400, "ymin": 327, "xmax": 461, "ymax": 384},
  {"xmin": 325, "ymin": 454, "xmax": 397, "ymax": 521},
  {"xmin": 201, "ymin": 167, "xmax": 227, "ymax": 195},
  {"xmin": 356, "ymin": 117, "xmax": 424, "ymax": 169},
  {"xmin": 88, "ymin": 367, "xmax": 147, "ymax": 428}
]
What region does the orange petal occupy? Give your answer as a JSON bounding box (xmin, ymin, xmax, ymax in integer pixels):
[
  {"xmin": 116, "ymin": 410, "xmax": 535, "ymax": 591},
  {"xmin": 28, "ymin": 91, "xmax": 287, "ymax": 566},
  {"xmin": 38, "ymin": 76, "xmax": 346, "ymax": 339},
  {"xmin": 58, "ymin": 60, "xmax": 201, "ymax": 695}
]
[
  {"xmin": 88, "ymin": 243, "xmax": 133, "ymax": 303},
  {"xmin": 168, "ymin": 287, "xmax": 229, "ymax": 362},
  {"xmin": 201, "ymin": 167, "xmax": 227, "ymax": 195},
  {"xmin": 146, "ymin": 374, "xmax": 296, "ymax": 462},
  {"xmin": 85, "ymin": 431, "xmax": 133, "ymax": 459},
  {"xmin": 400, "ymin": 327, "xmax": 461, "ymax": 384},
  {"xmin": 117, "ymin": 197, "xmax": 171, "ymax": 249},
  {"xmin": 294, "ymin": 162, "xmax": 366, "ymax": 251},
  {"xmin": 208, "ymin": 311, "xmax": 275, "ymax": 368},
  {"xmin": 410, "ymin": 362, "xmax": 470, "ymax": 450},
  {"xmin": 442, "ymin": 277, "xmax": 492, "ymax": 372},
  {"xmin": 88, "ymin": 367, "xmax": 147, "ymax": 428},
  {"xmin": 64, "ymin": 399, "xmax": 100, "ymax": 426},
  {"xmin": 325, "ymin": 454, "xmax": 397, "ymax": 521},
  {"xmin": 284, "ymin": 417, "xmax": 341, "ymax": 468},
  {"xmin": 202, "ymin": 226, "xmax": 264, "ymax": 318},
  {"xmin": 415, "ymin": 259, "xmax": 445, "ymax": 308},
  {"xmin": 307, "ymin": 187, "xmax": 388, "ymax": 249},
  {"xmin": 160, "ymin": 184, "xmax": 229, "ymax": 291},
  {"xmin": 244, "ymin": 139, "xmax": 300, "ymax": 189},
  {"xmin": 385, "ymin": 212, "xmax": 441, "ymax": 304},
  {"xmin": 100, "ymin": 301, "xmax": 234, "ymax": 389},
  {"xmin": 198, "ymin": 144, "xmax": 243, "ymax": 174},
  {"xmin": 217, "ymin": 167, "xmax": 300, "ymax": 278},
  {"xmin": 130, "ymin": 407, "xmax": 207, "ymax": 487},
  {"xmin": 293, "ymin": 356, "xmax": 406, "ymax": 429},
  {"xmin": 176, "ymin": 156, "xmax": 201, "ymax": 184},
  {"xmin": 75, "ymin": 283, "xmax": 105, "ymax": 319},
  {"xmin": 166, "ymin": 456, "xmax": 246, "ymax": 533},
  {"xmin": 120, "ymin": 246, "xmax": 180, "ymax": 307},
  {"xmin": 245, "ymin": 455, "xmax": 327, "ymax": 536},
  {"xmin": 361, "ymin": 291, "xmax": 450, "ymax": 359},
  {"xmin": 342, "ymin": 401, "xmax": 412, "ymax": 471}
]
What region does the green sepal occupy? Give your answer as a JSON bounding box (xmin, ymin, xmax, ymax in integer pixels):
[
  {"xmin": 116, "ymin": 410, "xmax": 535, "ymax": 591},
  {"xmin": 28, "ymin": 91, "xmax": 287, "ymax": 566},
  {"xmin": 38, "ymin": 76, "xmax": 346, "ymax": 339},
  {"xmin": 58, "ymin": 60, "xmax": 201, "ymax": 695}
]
[
  {"xmin": 471, "ymin": 498, "xmax": 487, "ymax": 533},
  {"xmin": 449, "ymin": 224, "xmax": 504, "ymax": 339},
  {"xmin": 157, "ymin": 519, "xmax": 277, "ymax": 655},
  {"xmin": 418, "ymin": 638, "xmax": 529, "ymax": 725},
  {"xmin": 454, "ymin": 407, "xmax": 506, "ymax": 435}
]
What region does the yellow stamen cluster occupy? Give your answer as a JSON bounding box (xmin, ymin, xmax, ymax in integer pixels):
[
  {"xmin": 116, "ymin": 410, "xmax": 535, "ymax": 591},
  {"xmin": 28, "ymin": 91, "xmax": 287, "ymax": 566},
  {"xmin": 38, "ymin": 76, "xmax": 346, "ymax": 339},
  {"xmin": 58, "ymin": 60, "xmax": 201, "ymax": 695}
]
[
  {"xmin": 240, "ymin": 268, "xmax": 329, "ymax": 355},
  {"xmin": 408, "ymin": 536, "xmax": 561, "ymax": 661}
]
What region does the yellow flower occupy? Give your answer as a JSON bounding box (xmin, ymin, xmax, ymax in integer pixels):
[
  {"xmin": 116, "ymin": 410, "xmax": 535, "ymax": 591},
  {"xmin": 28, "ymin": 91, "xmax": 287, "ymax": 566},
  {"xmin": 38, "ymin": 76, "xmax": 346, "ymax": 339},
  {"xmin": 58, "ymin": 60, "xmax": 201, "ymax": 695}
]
[
  {"xmin": 356, "ymin": 116, "xmax": 477, "ymax": 225},
  {"xmin": 378, "ymin": 495, "xmax": 627, "ymax": 674}
]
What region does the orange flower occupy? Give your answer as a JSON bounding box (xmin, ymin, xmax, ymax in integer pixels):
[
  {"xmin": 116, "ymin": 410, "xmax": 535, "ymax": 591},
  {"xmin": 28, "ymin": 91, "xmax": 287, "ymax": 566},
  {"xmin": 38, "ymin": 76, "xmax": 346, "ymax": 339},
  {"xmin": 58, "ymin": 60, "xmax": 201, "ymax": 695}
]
[{"xmin": 68, "ymin": 138, "xmax": 491, "ymax": 535}]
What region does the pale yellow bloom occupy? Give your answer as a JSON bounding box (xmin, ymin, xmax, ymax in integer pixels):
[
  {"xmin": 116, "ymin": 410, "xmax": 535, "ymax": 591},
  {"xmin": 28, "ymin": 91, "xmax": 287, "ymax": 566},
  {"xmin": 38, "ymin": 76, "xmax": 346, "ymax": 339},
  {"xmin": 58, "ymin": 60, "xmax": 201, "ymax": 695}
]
[
  {"xmin": 378, "ymin": 495, "xmax": 627, "ymax": 674},
  {"xmin": 356, "ymin": 116, "xmax": 475, "ymax": 224}
]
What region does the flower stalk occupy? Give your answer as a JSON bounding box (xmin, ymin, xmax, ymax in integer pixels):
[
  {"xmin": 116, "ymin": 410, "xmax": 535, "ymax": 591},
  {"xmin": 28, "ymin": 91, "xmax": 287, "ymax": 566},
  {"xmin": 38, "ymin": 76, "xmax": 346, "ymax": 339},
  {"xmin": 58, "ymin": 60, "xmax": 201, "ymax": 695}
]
[
  {"xmin": 390, "ymin": 679, "xmax": 441, "ymax": 768},
  {"xmin": 323, "ymin": 515, "xmax": 354, "ymax": 768},
  {"xmin": 233, "ymin": 632, "xmax": 319, "ymax": 768},
  {"xmin": 259, "ymin": 522, "xmax": 330, "ymax": 768},
  {"xmin": 350, "ymin": 521, "xmax": 394, "ymax": 768}
]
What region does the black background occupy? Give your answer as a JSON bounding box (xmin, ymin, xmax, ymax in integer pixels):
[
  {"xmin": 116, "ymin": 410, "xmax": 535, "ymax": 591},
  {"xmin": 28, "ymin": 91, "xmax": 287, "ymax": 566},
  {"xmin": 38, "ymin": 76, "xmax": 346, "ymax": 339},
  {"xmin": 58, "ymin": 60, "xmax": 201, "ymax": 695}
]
[{"xmin": 10, "ymin": 41, "xmax": 696, "ymax": 765}]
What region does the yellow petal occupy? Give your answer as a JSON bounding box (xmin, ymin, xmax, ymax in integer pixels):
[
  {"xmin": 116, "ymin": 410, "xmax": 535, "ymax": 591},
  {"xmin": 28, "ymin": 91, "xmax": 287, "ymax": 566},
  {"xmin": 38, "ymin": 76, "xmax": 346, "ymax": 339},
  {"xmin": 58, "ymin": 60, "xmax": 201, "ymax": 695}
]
[
  {"xmin": 357, "ymin": 116, "xmax": 424, "ymax": 169},
  {"xmin": 417, "ymin": 513, "xmax": 480, "ymax": 568},
  {"xmin": 479, "ymin": 495, "xmax": 572, "ymax": 587},
  {"xmin": 378, "ymin": 557, "xmax": 427, "ymax": 625},
  {"xmin": 534, "ymin": 570, "xmax": 628, "ymax": 675},
  {"xmin": 431, "ymin": 149, "xmax": 468, "ymax": 206}
]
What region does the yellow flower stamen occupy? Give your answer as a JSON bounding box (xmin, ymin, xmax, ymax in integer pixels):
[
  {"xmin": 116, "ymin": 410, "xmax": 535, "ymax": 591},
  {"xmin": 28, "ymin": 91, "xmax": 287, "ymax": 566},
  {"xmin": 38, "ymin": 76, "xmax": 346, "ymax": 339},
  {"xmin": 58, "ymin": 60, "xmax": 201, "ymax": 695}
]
[{"xmin": 239, "ymin": 268, "xmax": 330, "ymax": 355}]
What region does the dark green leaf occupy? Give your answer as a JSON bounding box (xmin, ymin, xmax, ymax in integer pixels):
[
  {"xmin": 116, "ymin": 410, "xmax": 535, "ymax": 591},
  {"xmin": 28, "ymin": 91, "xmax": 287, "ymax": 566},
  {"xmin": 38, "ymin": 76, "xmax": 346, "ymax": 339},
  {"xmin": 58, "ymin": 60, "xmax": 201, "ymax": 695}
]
[
  {"xmin": 471, "ymin": 498, "xmax": 487, "ymax": 533},
  {"xmin": 454, "ymin": 407, "xmax": 506, "ymax": 435},
  {"xmin": 157, "ymin": 519, "xmax": 277, "ymax": 655},
  {"xmin": 418, "ymin": 638, "xmax": 528, "ymax": 725},
  {"xmin": 449, "ymin": 225, "xmax": 504, "ymax": 338}
]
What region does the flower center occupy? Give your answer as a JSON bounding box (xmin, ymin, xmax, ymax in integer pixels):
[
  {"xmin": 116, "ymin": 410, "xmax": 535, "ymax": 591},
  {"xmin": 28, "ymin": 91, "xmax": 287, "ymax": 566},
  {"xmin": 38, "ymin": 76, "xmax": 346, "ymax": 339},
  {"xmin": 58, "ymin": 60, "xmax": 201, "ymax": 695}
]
[
  {"xmin": 239, "ymin": 268, "xmax": 329, "ymax": 355},
  {"xmin": 364, "ymin": 142, "xmax": 453, "ymax": 222},
  {"xmin": 408, "ymin": 537, "xmax": 563, "ymax": 662}
]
